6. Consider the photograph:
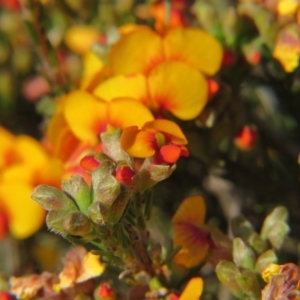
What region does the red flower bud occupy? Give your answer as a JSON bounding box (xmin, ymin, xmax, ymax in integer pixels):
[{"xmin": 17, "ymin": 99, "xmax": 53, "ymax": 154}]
[
  {"xmin": 234, "ymin": 126, "xmax": 257, "ymax": 151},
  {"xmin": 80, "ymin": 155, "xmax": 101, "ymax": 172},
  {"xmin": 222, "ymin": 50, "xmax": 236, "ymax": 66},
  {"xmin": 95, "ymin": 282, "xmax": 116, "ymax": 300},
  {"xmin": 207, "ymin": 79, "xmax": 220, "ymax": 100},
  {"xmin": 115, "ymin": 165, "xmax": 135, "ymax": 185}
]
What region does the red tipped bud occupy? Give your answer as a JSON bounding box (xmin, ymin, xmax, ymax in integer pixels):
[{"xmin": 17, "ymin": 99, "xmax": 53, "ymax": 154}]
[
  {"xmin": 234, "ymin": 126, "xmax": 257, "ymax": 151},
  {"xmin": 95, "ymin": 282, "xmax": 116, "ymax": 300},
  {"xmin": 247, "ymin": 51, "xmax": 261, "ymax": 65},
  {"xmin": 115, "ymin": 165, "xmax": 135, "ymax": 185},
  {"xmin": 207, "ymin": 79, "xmax": 220, "ymax": 100},
  {"xmin": 80, "ymin": 155, "xmax": 101, "ymax": 172},
  {"xmin": 167, "ymin": 294, "xmax": 179, "ymax": 300}
]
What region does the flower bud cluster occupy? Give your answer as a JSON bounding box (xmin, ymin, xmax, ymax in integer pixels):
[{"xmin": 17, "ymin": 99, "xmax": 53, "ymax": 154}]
[
  {"xmin": 216, "ymin": 206, "xmax": 290, "ymax": 299},
  {"xmin": 31, "ymin": 131, "xmax": 174, "ymax": 272}
]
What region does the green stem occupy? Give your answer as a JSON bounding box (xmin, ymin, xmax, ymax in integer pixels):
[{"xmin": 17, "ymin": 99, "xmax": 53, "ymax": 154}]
[{"xmin": 20, "ymin": 0, "xmax": 68, "ymax": 95}]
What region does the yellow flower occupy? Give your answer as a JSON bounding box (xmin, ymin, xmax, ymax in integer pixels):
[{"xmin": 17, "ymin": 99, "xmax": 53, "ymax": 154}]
[
  {"xmin": 80, "ymin": 50, "xmax": 105, "ymax": 91},
  {"xmin": 277, "ymin": 0, "xmax": 299, "ymax": 16},
  {"xmin": 108, "ymin": 26, "xmax": 223, "ymax": 76},
  {"xmin": 273, "ymin": 25, "xmax": 300, "ymax": 72},
  {"xmin": 64, "ymin": 26, "xmax": 100, "ymax": 56},
  {"xmin": 63, "ymin": 90, "xmax": 154, "ymax": 144},
  {"xmin": 0, "ymin": 126, "xmax": 63, "ymax": 239},
  {"xmin": 94, "ymin": 61, "xmax": 208, "ymax": 120},
  {"xmin": 172, "ymin": 195, "xmax": 210, "ymax": 268}
]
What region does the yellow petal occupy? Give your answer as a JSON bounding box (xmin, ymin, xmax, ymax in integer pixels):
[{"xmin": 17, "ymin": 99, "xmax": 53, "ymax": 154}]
[
  {"xmin": 47, "ymin": 112, "xmax": 80, "ymax": 162},
  {"xmin": 179, "ymin": 277, "xmax": 203, "ymax": 300},
  {"xmin": 46, "ymin": 96, "xmax": 80, "ymax": 162},
  {"xmin": 16, "ymin": 135, "xmax": 48, "ymax": 168},
  {"xmin": 173, "ymin": 223, "xmax": 209, "ymax": 267},
  {"xmin": 93, "ymin": 73, "xmax": 148, "ymax": 103},
  {"xmin": 172, "ymin": 196, "xmax": 208, "ymax": 268},
  {"xmin": 36, "ymin": 158, "xmax": 63, "ymax": 187},
  {"xmin": 143, "ymin": 119, "xmax": 187, "ymax": 144},
  {"xmin": 80, "ymin": 51, "xmax": 105, "ymax": 90},
  {"xmin": 262, "ymin": 264, "xmax": 282, "ymax": 282},
  {"xmin": 2, "ymin": 165, "xmax": 35, "ymax": 183},
  {"xmin": 107, "ymin": 98, "xmax": 154, "ymax": 128},
  {"xmin": 77, "ymin": 252, "xmax": 105, "ymax": 283},
  {"xmin": 164, "ymin": 28, "xmax": 223, "ymax": 76},
  {"xmin": 277, "ymin": 0, "xmax": 299, "ymax": 15},
  {"xmin": 0, "ymin": 183, "xmax": 45, "ymax": 239},
  {"xmin": 148, "ymin": 61, "xmax": 208, "ymax": 120},
  {"xmin": 64, "ymin": 26, "xmax": 99, "ymax": 56},
  {"xmin": 172, "ymin": 195, "xmax": 206, "ymax": 226},
  {"xmin": 121, "ymin": 126, "xmax": 156, "ymax": 157},
  {"xmin": 64, "ymin": 90, "xmax": 107, "ymax": 144},
  {"xmin": 273, "ymin": 25, "xmax": 300, "ymax": 72},
  {"xmin": 108, "ymin": 27, "xmax": 164, "ymax": 75}
]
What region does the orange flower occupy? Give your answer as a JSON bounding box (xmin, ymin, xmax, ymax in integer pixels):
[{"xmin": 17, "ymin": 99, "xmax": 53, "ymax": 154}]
[
  {"xmin": 108, "ymin": 27, "xmax": 223, "ymax": 76},
  {"xmin": 172, "ymin": 195, "xmax": 211, "ymax": 268},
  {"xmin": 121, "ymin": 119, "xmax": 189, "ymax": 164},
  {"xmin": 94, "ymin": 61, "xmax": 208, "ymax": 120}
]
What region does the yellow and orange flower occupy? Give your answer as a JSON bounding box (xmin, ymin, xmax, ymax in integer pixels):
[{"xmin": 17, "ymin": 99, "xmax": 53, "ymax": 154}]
[
  {"xmin": 0, "ymin": 126, "xmax": 63, "ymax": 239},
  {"xmin": 94, "ymin": 61, "xmax": 208, "ymax": 120},
  {"xmin": 62, "ymin": 90, "xmax": 154, "ymax": 144},
  {"xmin": 64, "ymin": 26, "xmax": 101, "ymax": 56},
  {"xmin": 45, "ymin": 95, "xmax": 102, "ymax": 182},
  {"xmin": 172, "ymin": 195, "xmax": 211, "ymax": 268},
  {"xmin": 120, "ymin": 119, "xmax": 189, "ymax": 164},
  {"xmin": 108, "ymin": 26, "xmax": 223, "ymax": 76},
  {"xmin": 273, "ymin": 24, "xmax": 300, "ymax": 73}
]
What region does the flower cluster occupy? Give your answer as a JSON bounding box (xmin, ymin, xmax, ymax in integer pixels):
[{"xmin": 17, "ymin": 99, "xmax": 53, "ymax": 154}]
[
  {"xmin": 2, "ymin": 1, "xmax": 300, "ymax": 299},
  {"xmin": 0, "ymin": 7, "xmax": 225, "ymax": 298},
  {"xmin": 0, "ymin": 16, "xmax": 223, "ymax": 241}
]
